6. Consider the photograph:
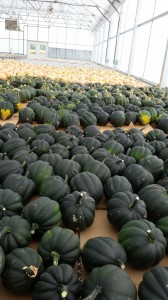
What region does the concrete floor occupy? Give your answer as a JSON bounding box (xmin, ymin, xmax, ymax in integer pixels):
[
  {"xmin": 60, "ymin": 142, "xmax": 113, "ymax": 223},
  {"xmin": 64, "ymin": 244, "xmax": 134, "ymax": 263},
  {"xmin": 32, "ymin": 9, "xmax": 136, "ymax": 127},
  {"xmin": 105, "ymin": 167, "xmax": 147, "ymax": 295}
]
[{"xmin": 18, "ymin": 57, "xmax": 109, "ymax": 69}]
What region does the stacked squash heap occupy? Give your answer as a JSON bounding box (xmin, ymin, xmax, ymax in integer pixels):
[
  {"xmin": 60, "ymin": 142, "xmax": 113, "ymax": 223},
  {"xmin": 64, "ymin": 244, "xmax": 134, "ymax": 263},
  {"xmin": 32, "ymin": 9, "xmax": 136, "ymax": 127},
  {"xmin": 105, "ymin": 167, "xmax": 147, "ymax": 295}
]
[{"xmin": 0, "ymin": 74, "xmax": 168, "ymax": 299}]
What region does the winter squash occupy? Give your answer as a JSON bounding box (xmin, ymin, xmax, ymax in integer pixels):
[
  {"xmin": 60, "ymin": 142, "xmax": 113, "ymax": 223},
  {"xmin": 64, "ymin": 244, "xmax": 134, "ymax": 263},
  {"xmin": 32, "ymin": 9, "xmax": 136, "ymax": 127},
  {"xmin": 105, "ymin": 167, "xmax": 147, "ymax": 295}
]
[
  {"xmin": 118, "ymin": 219, "xmax": 167, "ymax": 268},
  {"xmin": 70, "ymin": 171, "xmax": 103, "ymax": 204},
  {"xmin": 107, "ymin": 191, "xmax": 147, "ymax": 230},
  {"xmin": 39, "ymin": 175, "xmax": 70, "ymax": 204},
  {"xmin": 26, "ymin": 160, "xmax": 53, "ymax": 190},
  {"xmin": 22, "ymin": 196, "xmax": 62, "ymax": 238},
  {"xmin": 2, "ymin": 247, "xmax": 44, "ymax": 294},
  {"xmin": 104, "ymin": 175, "xmax": 133, "ymax": 200},
  {"xmin": 0, "ymin": 188, "xmax": 23, "ymax": 218},
  {"xmin": 2, "ymin": 174, "xmax": 35, "ymax": 204},
  {"xmin": 123, "ymin": 164, "xmax": 154, "ymax": 193},
  {"xmin": 32, "ymin": 264, "xmax": 81, "ymax": 300},
  {"xmin": 54, "ymin": 159, "xmax": 81, "ymax": 181},
  {"xmin": 138, "ymin": 266, "xmax": 168, "ymax": 300},
  {"xmin": 83, "ymin": 160, "xmax": 111, "ymax": 183},
  {"xmin": 60, "ymin": 191, "xmax": 95, "ymax": 231},
  {"xmin": 82, "ymin": 264, "xmax": 137, "ymax": 300},
  {"xmin": 138, "ymin": 184, "xmax": 168, "ymax": 222},
  {"xmin": 37, "ymin": 226, "xmax": 80, "ymax": 267},
  {"xmin": 81, "ymin": 236, "xmax": 127, "ymax": 271},
  {"xmin": 0, "ymin": 215, "xmax": 32, "ymax": 253},
  {"xmin": 0, "ymin": 159, "xmax": 24, "ymax": 183}
]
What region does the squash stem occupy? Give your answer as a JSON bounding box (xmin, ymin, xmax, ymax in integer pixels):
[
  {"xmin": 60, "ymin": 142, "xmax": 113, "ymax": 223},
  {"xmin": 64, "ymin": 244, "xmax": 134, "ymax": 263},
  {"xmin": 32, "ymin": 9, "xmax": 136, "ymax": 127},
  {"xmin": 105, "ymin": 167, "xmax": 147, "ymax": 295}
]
[
  {"xmin": 22, "ymin": 266, "xmax": 38, "ymax": 278},
  {"xmin": 82, "ymin": 286, "xmax": 102, "ymax": 300},
  {"xmin": 51, "ymin": 251, "xmax": 60, "ymax": 266},
  {"xmin": 76, "ymin": 193, "xmax": 84, "ymax": 206},
  {"xmin": 0, "ymin": 226, "xmax": 11, "ymax": 239},
  {"xmin": 116, "ymin": 259, "xmax": 125, "ymax": 269},
  {"xmin": 147, "ymin": 230, "xmax": 155, "ymax": 243},
  {"xmin": 58, "ymin": 284, "xmax": 68, "ymax": 298},
  {"xmin": 128, "ymin": 197, "xmax": 139, "ymax": 210},
  {"xmin": 0, "ymin": 205, "xmax": 6, "ymax": 211},
  {"xmin": 31, "ymin": 223, "xmax": 39, "ymax": 235}
]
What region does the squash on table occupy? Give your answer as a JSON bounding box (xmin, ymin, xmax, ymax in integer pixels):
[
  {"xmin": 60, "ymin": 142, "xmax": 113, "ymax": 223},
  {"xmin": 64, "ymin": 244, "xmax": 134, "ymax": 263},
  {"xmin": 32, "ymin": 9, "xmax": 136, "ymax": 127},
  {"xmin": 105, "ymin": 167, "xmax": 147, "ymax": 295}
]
[
  {"xmin": 118, "ymin": 219, "xmax": 167, "ymax": 268},
  {"xmin": 2, "ymin": 174, "xmax": 35, "ymax": 204},
  {"xmin": 2, "ymin": 247, "xmax": 44, "ymax": 294},
  {"xmin": 138, "ymin": 266, "xmax": 168, "ymax": 300},
  {"xmin": 81, "ymin": 236, "xmax": 127, "ymax": 271},
  {"xmin": 107, "ymin": 191, "xmax": 147, "ymax": 230},
  {"xmin": 0, "ymin": 215, "xmax": 31, "ymax": 253},
  {"xmin": 22, "ymin": 196, "xmax": 62, "ymax": 238},
  {"xmin": 60, "ymin": 191, "xmax": 95, "ymax": 231},
  {"xmin": 82, "ymin": 264, "xmax": 137, "ymax": 300},
  {"xmin": 70, "ymin": 171, "xmax": 103, "ymax": 204},
  {"xmin": 0, "ymin": 188, "xmax": 23, "ymax": 218},
  {"xmin": 37, "ymin": 226, "xmax": 80, "ymax": 267},
  {"xmin": 32, "ymin": 264, "xmax": 81, "ymax": 300}
]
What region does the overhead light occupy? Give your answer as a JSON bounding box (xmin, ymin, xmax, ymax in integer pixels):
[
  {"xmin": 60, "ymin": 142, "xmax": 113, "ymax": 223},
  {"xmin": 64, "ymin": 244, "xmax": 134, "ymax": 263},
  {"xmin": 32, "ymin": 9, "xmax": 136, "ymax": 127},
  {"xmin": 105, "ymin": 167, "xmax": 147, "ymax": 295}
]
[{"xmin": 47, "ymin": 4, "xmax": 54, "ymax": 14}]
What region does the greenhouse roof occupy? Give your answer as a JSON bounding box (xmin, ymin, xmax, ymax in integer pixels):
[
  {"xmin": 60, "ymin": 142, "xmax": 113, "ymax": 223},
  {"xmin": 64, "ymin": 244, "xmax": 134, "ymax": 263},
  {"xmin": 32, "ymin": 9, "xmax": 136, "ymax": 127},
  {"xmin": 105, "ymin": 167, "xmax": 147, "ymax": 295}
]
[{"xmin": 0, "ymin": 0, "xmax": 124, "ymax": 33}]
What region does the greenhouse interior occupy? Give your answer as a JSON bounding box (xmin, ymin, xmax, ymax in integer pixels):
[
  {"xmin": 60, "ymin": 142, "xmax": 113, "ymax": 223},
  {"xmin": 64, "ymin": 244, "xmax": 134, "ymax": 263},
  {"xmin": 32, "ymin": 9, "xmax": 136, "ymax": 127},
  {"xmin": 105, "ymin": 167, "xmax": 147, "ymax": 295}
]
[{"xmin": 0, "ymin": 1, "xmax": 168, "ymax": 300}]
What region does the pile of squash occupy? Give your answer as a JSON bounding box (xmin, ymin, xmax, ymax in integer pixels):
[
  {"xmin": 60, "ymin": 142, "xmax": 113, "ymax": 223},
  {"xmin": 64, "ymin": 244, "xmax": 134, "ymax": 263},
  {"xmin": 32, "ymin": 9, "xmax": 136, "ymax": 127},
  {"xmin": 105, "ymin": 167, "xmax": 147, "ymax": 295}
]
[
  {"xmin": 0, "ymin": 74, "xmax": 168, "ymax": 299},
  {"xmin": 0, "ymin": 59, "xmax": 146, "ymax": 86},
  {"xmin": 0, "ymin": 75, "xmax": 168, "ymax": 133}
]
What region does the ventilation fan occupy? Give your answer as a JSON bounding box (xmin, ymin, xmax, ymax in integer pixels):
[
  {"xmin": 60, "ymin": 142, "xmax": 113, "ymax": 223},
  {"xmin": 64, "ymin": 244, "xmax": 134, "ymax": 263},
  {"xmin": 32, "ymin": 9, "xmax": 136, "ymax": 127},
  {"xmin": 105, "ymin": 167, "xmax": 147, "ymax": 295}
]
[{"xmin": 47, "ymin": 4, "xmax": 54, "ymax": 14}]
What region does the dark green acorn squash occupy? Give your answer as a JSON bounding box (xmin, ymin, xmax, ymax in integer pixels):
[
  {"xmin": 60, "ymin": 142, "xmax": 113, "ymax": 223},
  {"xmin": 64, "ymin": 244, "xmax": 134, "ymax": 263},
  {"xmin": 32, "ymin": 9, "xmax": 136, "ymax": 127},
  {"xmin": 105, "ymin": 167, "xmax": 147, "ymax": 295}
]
[
  {"xmin": 70, "ymin": 171, "xmax": 103, "ymax": 204},
  {"xmin": 2, "ymin": 247, "xmax": 44, "ymax": 294},
  {"xmin": 118, "ymin": 219, "xmax": 167, "ymax": 268},
  {"xmin": 104, "ymin": 175, "xmax": 133, "ymax": 200},
  {"xmin": 103, "ymin": 140, "xmax": 124, "ymax": 155},
  {"xmin": 22, "ymin": 196, "xmax": 62, "ymax": 238},
  {"xmin": 107, "ymin": 191, "xmax": 147, "ymax": 230},
  {"xmin": 40, "ymin": 151, "xmax": 62, "ymax": 167},
  {"xmin": 31, "ymin": 139, "xmax": 50, "ymax": 156},
  {"xmin": 0, "ymin": 188, "xmax": 23, "ymax": 218},
  {"xmin": 0, "ymin": 215, "xmax": 32, "ymax": 253},
  {"xmin": 156, "ymin": 216, "xmax": 168, "ymax": 251},
  {"xmin": 138, "ymin": 184, "xmax": 168, "ymax": 222},
  {"xmin": 83, "ymin": 160, "xmax": 111, "ymax": 183},
  {"xmin": 12, "ymin": 149, "xmax": 38, "ymax": 166},
  {"xmin": 128, "ymin": 146, "xmax": 152, "ymax": 162},
  {"xmin": 80, "ymin": 111, "xmax": 97, "ymax": 128},
  {"xmin": 18, "ymin": 127, "xmax": 36, "ymax": 143},
  {"xmin": 81, "ymin": 237, "xmax": 127, "ymax": 271},
  {"xmin": 32, "ymin": 264, "xmax": 81, "ymax": 300},
  {"xmin": 138, "ymin": 266, "xmax": 168, "ymax": 300},
  {"xmin": 2, "ymin": 137, "xmax": 30, "ymax": 158},
  {"xmin": 72, "ymin": 153, "xmax": 94, "ymax": 168},
  {"xmin": 37, "ymin": 226, "xmax": 80, "ymax": 267},
  {"xmin": 139, "ymin": 155, "xmax": 164, "ymax": 180},
  {"xmin": 123, "ymin": 164, "xmax": 154, "ymax": 193},
  {"xmin": 2, "ymin": 174, "xmax": 35, "ymax": 204},
  {"xmin": 109, "ymin": 111, "xmax": 126, "ymax": 127},
  {"xmin": 0, "ymin": 159, "xmax": 24, "ymax": 183},
  {"xmin": 19, "ymin": 107, "xmax": 35, "ymax": 124},
  {"xmin": 39, "ymin": 175, "xmax": 70, "ymax": 204},
  {"xmin": 54, "ymin": 159, "xmax": 81, "ymax": 181},
  {"xmin": 26, "ymin": 160, "xmax": 53, "ymax": 190},
  {"xmin": 60, "ymin": 191, "xmax": 95, "ymax": 231},
  {"xmin": 0, "ymin": 128, "xmax": 19, "ymax": 141},
  {"xmin": 82, "ymin": 264, "xmax": 137, "ymax": 300},
  {"xmin": 103, "ymin": 155, "xmax": 126, "ymax": 176},
  {"xmin": 80, "ymin": 136, "xmax": 101, "ymax": 154}
]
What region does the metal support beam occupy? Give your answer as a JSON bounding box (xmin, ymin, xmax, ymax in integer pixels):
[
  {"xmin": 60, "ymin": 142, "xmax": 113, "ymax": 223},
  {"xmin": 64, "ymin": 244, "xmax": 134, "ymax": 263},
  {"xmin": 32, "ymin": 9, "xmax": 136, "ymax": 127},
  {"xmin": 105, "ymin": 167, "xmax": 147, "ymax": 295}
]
[{"xmin": 160, "ymin": 38, "xmax": 168, "ymax": 88}]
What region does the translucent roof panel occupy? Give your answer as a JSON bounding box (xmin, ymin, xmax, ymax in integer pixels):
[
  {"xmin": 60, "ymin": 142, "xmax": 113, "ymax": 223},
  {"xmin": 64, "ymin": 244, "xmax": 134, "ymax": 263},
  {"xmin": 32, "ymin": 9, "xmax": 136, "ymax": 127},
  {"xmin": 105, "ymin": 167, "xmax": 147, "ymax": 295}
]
[{"xmin": 0, "ymin": 0, "xmax": 124, "ymax": 33}]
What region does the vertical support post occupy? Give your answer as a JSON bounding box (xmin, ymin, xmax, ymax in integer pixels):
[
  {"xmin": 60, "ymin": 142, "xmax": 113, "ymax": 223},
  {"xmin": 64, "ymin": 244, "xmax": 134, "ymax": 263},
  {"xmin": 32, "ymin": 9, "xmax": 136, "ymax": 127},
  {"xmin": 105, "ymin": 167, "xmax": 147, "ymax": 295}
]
[
  {"xmin": 159, "ymin": 38, "xmax": 168, "ymax": 88},
  {"xmin": 127, "ymin": 0, "xmax": 141, "ymax": 75}
]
